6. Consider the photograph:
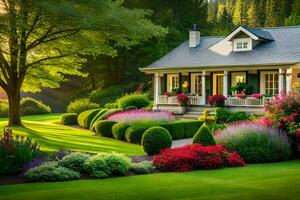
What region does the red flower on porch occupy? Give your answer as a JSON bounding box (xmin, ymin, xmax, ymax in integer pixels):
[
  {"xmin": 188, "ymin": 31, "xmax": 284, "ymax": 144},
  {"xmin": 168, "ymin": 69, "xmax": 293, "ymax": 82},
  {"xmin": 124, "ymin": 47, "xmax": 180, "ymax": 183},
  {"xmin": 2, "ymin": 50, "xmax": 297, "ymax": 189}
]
[
  {"xmin": 176, "ymin": 93, "xmax": 189, "ymax": 106},
  {"xmin": 208, "ymin": 95, "xmax": 227, "ymax": 107},
  {"xmin": 251, "ymin": 93, "xmax": 263, "ymax": 99},
  {"xmin": 163, "ymin": 92, "xmax": 172, "ymax": 97},
  {"xmin": 236, "ymin": 93, "xmax": 246, "ymax": 99}
]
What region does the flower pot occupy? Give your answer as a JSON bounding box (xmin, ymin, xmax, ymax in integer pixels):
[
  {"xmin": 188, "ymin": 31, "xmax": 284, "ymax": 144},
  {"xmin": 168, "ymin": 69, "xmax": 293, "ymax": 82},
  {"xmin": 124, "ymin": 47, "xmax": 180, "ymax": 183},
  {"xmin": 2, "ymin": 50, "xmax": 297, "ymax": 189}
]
[{"xmin": 177, "ymin": 106, "xmax": 186, "ymax": 114}]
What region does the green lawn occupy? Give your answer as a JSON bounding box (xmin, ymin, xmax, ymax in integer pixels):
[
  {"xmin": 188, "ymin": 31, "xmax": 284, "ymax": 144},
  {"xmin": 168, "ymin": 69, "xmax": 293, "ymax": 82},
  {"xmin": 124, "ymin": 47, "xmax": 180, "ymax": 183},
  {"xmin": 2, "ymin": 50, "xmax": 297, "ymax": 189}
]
[
  {"xmin": 0, "ymin": 114, "xmax": 145, "ymax": 156},
  {"xmin": 0, "ymin": 160, "xmax": 299, "ymax": 200}
]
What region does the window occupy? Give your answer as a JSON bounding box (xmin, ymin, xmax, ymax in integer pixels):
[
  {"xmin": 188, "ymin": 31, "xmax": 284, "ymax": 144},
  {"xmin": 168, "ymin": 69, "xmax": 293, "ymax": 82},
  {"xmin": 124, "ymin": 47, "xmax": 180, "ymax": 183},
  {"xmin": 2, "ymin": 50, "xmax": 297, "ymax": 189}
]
[
  {"xmin": 167, "ymin": 74, "xmax": 179, "ymax": 92},
  {"xmin": 260, "ymin": 71, "xmax": 279, "ymax": 95},
  {"xmin": 231, "ymin": 72, "xmax": 246, "ymax": 86},
  {"xmin": 191, "ymin": 73, "xmax": 202, "ymax": 95},
  {"xmin": 233, "ymin": 38, "xmax": 252, "ymax": 52}
]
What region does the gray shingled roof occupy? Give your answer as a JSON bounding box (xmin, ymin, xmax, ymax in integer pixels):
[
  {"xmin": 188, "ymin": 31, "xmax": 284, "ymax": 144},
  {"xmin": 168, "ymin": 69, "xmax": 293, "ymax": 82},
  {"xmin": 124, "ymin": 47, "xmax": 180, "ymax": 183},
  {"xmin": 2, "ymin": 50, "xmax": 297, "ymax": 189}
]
[{"xmin": 142, "ymin": 26, "xmax": 300, "ymax": 71}]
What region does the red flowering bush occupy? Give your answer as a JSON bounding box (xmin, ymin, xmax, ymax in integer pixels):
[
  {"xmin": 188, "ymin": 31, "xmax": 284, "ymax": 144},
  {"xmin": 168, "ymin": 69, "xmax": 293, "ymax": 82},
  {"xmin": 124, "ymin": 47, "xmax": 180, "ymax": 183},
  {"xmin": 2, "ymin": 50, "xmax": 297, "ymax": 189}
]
[
  {"xmin": 264, "ymin": 92, "xmax": 300, "ymax": 136},
  {"xmin": 176, "ymin": 93, "xmax": 189, "ymax": 106},
  {"xmin": 236, "ymin": 93, "xmax": 246, "ymax": 99},
  {"xmin": 208, "ymin": 95, "xmax": 227, "ymax": 107},
  {"xmin": 153, "ymin": 144, "xmax": 245, "ymax": 172},
  {"xmin": 163, "ymin": 92, "xmax": 172, "ymax": 97},
  {"xmin": 251, "ymin": 93, "xmax": 263, "ymax": 99}
]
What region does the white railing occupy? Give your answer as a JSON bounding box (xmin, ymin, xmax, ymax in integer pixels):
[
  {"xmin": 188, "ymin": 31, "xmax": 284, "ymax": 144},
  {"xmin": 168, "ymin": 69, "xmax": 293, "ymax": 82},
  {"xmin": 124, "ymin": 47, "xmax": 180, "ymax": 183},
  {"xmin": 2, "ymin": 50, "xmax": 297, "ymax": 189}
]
[
  {"xmin": 226, "ymin": 96, "xmax": 274, "ymax": 107},
  {"xmin": 157, "ymin": 95, "xmax": 202, "ymax": 106}
]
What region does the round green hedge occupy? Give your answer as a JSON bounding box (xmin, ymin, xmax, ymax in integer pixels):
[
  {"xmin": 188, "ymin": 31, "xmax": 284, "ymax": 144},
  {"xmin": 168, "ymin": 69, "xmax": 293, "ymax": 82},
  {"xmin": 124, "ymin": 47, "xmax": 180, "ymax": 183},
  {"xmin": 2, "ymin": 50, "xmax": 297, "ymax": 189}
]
[
  {"xmin": 112, "ymin": 123, "xmax": 129, "ymax": 141},
  {"xmin": 77, "ymin": 109, "xmax": 101, "ymax": 128},
  {"xmin": 125, "ymin": 127, "xmax": 147, "ymax": 144},
  {"xmin": 89, "ymin": 109, "xmax": 108, "ymax": 130},
  {"xmin": 117, "ymin": 94, "xmax": 150, "ymax": 109},
  {"xmin": 142, "ymin": 126, "xmax": 172, "ymax": 155},
  {"xmin": 193, "ymin": 123, "xmax": 216, "ymax": 146},
  {"xmin": 61, "ymin": 113, "xmax": 78, "ymax": 125},
  {"xmin": 94, "ymin": 121, "xmax": 117, "ymax": 138}
]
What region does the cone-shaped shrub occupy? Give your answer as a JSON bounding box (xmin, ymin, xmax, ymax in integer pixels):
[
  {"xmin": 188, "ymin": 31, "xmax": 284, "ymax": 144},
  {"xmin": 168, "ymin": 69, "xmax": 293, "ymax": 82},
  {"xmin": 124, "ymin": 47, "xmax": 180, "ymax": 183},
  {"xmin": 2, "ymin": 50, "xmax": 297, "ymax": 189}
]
[
  {"xmin": 142, "ymin": 126, "xmax": 172, "ymax": 155},
  {"xmin": 193, "ymin": 123, "xmax": 216, "ymax": 146}
]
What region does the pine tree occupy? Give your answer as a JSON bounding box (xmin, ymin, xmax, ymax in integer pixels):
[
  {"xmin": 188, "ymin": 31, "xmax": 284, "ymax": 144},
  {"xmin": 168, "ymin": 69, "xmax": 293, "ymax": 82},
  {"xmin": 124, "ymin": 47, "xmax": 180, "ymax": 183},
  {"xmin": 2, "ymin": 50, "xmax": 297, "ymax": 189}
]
[
  {"xmin": 233, "ymin": 0, "xmax": 244, "ymax": 25},
  {"xmin": 265, "ymin": 0, "xmax": 286, "ymax": 26},
  {"xmin": 247, "ymin": 0, "xmax": 261, "ymax": 27}
]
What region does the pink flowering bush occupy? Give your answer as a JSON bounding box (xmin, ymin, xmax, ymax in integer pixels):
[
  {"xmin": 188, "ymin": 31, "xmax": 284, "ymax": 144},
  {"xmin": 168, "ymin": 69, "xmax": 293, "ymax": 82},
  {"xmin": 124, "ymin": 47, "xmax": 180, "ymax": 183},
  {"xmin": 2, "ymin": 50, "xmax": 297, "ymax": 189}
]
[
  {"xmin": 176, "ymin": 93, "xmax": 189, "ymax": 106},
  {"xmin": 236, "ymin": 93, "xmax": 246, "ymax": 99},
  {"xmin": 251, "ymin": 93, "xmax": 263, "ymax": 99},
  {"xmin": 163, "ymin": 92, "xmax": 172, "ymax": 97},
  {"xmin": 264, "ymin": 92, "xmax": 300, "ymax": 136},
  {"xmin": 208, "ymin": 95, "xmax": 227, "ymax": 107},
  {"xmin": 107, "ymin": 109, "xmax": 175, "ymax": 124}
]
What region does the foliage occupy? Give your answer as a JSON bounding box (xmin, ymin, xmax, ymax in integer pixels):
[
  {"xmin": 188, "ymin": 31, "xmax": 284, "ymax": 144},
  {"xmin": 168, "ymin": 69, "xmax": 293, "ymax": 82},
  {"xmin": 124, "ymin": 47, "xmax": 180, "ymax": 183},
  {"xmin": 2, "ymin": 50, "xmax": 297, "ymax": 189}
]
[
  {"xmin": 112, "ymin": 123, "xmax": 130, "ymax": 141},
  {"xmin": 198, "ymin": 109, "xmax": 216, "ymax": 124},
  {"xmin": 216, "ymin": 107, "xmax": 232, "ymax": 123},
  {"xmin": 176, "ymin": 93, "xmax": 189, "ymax": 106},
  {"xmin": 20, "ymin": 97, "xmax": 51, "ymax": 116},
  {"xmin": 85, "ymin": 109, "xmax": 104, "ymax": 129},
  {"xmin": 77, "ymin": 109, "xmax": 101, "ymax": 128},
  {"xmin": 264, "ymin": 92, "xmax": 300, "ymax": 135},
  {"xmin": 83, "ymin": 153, "xmax": 131, "ymax": 178},
  {"xmin": 216, "ymin": 121, "xmax": 291, "ymax": 163},
  {"xmin": 193, "ymin": 124, "xmax": 216, "ymax": 146},
  {"xmin": 0, "ymin": 100, "xmax": 9, "ymax": 117},
  {"xmin": 107, "ymin": 109, "xmax": 175, "ymax": 125},
  {"xmin": 182, "ymin": 120, "xmax": 204, "ymax": 138},
  {"xmin": 24, "ymin": 162, "xmax": 80, "ymax": 182},
  {"xmin": 117, "ymin": 93, "xmax": 150, "ymax": 109},
  {"xmin": 125, "ymin": 126, "xmax": 148, "ymax": 144},
  {"xmin": 153, "ymin": 144, "xmax": 245, "ymax": 172},
  {"xmin": 130, "ymin": 161, "xmax": 154, "ymax": 174},
  {"xmin": 98, "ymin": 109, "xmax": 122, "ymax": 121},
  {"xmin": 94, "ymin": 121, "xmax": 117, "ymax": 138},
  {"xmin": 105, "ymin": 103, "xmax": 118, "ymax": 109},
  {"xmin": 89, "ymin": 109, "xmax": 108, "ymax": 130},
  {"xmin": 0, "ymin": 129, "xmax": 41, "ymax": 176},
  {"xmin": 160, "ymin": 121, "xmax": 185, "ymax": 139},
  {"xmin": 227, "ymin": 112, "xmax": 249, "ymax": 122},
  {"xmin": 142, "ymin": 126, "xmax": 172, "ymax": 155},
  {"xmin": 60, "ymin": 113, "xmax": 78, "ymax": 125},
  {"xmin": 124, "ymin": 106, "xmax": 137, "ymax": 111},
  {"xmin": 59, "ymin": 153, "xmax": 90, "ymax": 172},
  {"xmin": 67, "ymin": 98, "xmax": 99, "ymax": 114},
  {"xmin": 208, "ymin": 95, "xmax": 226, "ymax": 107},
  {"xmin": 230, "ymin": 83, "xmax": 253, "ymax": 95}
]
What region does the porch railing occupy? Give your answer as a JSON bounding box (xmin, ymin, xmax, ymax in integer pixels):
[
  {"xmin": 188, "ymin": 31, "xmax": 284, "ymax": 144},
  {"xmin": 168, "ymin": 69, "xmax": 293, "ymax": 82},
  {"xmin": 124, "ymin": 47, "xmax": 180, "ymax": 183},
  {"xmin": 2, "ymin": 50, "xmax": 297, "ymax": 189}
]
[
  {"xmin": 158, "ymin": 95, "xmax": 202, "ymax": 106},
  {"xmin": 225, "ymin": 96, "xmax": 274, "ymax": 107}
]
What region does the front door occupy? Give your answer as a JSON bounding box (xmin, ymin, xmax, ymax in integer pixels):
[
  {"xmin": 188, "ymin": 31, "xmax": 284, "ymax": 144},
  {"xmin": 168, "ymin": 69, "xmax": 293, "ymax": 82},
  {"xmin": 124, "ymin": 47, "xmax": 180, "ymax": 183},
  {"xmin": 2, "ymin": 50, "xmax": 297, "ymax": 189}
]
[{"xmin": 213, "ymin": 73, "xmax": 224, "ymax": 95}]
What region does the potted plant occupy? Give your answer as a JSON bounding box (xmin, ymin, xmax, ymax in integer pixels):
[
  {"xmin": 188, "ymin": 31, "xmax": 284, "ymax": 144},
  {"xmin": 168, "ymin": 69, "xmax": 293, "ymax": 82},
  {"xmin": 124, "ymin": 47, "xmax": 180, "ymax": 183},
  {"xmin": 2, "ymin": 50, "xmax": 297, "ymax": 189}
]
[
  {"xmin": 230, "ymin": 83, "xmax": 253, "ymax": 95},
  {"xmin": 251, "ymin": 93, "xmax": 263, "ymax": 99},
  {"xmin": 208, "ymin": 95, "xmax": 227, "ymax": 107},
  {"xmin": 176, "ymin": 93, "xmax": 189, "ymax": 114},
  {"xmin": 236, "ymin": 93, "xmax": 247, "ymax": 99}
]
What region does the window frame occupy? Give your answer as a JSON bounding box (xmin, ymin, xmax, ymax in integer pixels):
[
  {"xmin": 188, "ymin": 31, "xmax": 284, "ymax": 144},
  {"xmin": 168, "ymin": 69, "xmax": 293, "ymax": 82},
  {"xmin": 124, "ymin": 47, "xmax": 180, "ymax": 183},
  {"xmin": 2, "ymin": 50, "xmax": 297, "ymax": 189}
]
[
  {"xmin": 260, "ymin": 71, "xmax": 279, "ymax": 96},
  {"xmin": 167, "ymin": 74, "xmax": 179, "ymax": 92},
  {"xmin": 233, "ymin": 38, "xmax": 252, "ymax": 52},
  {"xmin": 191, "ymin": 73, "xmax": 202, "ymax": 96},
  {"xmin": 231, "ymin": 72, "xmax": 247, "ymax": 87}
]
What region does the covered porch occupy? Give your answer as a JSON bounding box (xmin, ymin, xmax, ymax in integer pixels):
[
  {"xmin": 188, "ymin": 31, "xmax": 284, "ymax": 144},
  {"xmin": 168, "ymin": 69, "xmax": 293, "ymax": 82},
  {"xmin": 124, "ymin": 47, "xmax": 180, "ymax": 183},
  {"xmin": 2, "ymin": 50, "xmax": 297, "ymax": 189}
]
[{"xmin": 153, "ymin": 65, "xmax": 298, "ymax": 109}]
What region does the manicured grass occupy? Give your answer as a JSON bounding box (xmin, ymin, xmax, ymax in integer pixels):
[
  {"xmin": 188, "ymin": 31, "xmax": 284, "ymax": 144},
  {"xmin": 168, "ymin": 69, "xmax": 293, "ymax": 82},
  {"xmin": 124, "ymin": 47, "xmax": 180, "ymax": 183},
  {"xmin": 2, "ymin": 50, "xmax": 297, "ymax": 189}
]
[
  {"xmin": 0, "ymin": 160, "xmax": 299, "ymax": 200},
  {"xmin": 0, "ymin": 114, "xmax": 145, "ymax": 156}
]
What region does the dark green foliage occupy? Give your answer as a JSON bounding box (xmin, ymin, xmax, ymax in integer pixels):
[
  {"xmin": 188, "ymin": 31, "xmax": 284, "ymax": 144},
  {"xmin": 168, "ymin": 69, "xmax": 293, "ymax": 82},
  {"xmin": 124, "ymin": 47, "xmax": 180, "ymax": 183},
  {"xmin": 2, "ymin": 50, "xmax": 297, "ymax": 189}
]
[
  {"xmin": 160, "ymin": 121, "xmax": 185, "ymax": 139},
  {"xmin": 142, "ymin": 126, "xmax": 172, "ymax": 155},
  {"xmin": 193, "ymin": 124, "xmax": 216, "ymax": 146},
  {"xmin": 216, "ymin": 107, "xmax": 232, "ymax": 123},
  {"xmin": 117, "ymin": 93, "xmax": 150, "ymax": 109},
  {"xmin": 20, "ymin": 97, "xmax": 51, "ymax": 116},
  {"xmin": 83, "ymin": 155, "xmax": 109, "ymax": 178},
  {"xmin": 60, "ymin": 113, "xmax": 78, "ymax": 125},
  {"xmin": 98, "ymin": 109, "xmax": 122, "ymax": 120},
  {"xmin": 85, "ymin": 109, "xmax": 103, "ymax": 129},
  {"xmin": 58, "ymin": 153, "xmax": 90, "ymax": 172},
  {"xmin": 67, "ymin": 98, "xmax": 99, "ymax": 114},
  {"xmin": 112, "ymin": 123, "xmax": 130, "ymax": 140},
  {"xmin": 130, "ymin": 161, "xmax": 154, "ymax": 174},
  {"xmin": 182, "ymin": 120, "xmax": 203, "ymax": 138},
  {"xmin": 0, "ymin": 100, "xmax": 9, "ymax": 117},
  {"xmin": 125, "ymin": 127, "xmax": 148, "ymax": 144},
  {"xmin": 89, "ymin": 109, "xmax": 108, "ymax": 130},
  {"xmin": 24, "ymin": 162, "xmax": 80, "ymax": 182},
  {"xmin": 104, "ymin": 103, "xmax": 118, "ymax": 109},
  {"xmin": 77, "ymin": 109, "xmax": 101, "ymax": 128},
  {"xmin": 94, "ymin": 121, "xmax": 117, "ymax": 138},
  {"xmin": 227, "ymin": 112, "xmax": 249, "ymax": 122},
  {"xmin": 124, "ymin": 106, "xmax": 137, "ymax": 111},
  {"xmin": 0, "ymin": 129, "xmax": 42, "ymax": 176}
]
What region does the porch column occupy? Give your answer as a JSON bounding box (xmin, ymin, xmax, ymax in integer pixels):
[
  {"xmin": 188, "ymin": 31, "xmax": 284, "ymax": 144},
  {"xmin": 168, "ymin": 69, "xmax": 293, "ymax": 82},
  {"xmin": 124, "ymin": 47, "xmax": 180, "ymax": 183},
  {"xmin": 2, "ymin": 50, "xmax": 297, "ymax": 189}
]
[
  {"xmin": 286, "ymin": 68, "xmax": 292, "ymax": 93},
  {"xmin": 201, "ymin": 71, "xmax": 206, "ymax": 105},
  {"xmin": 154, "ymin": 73, "xmax": 161, "ymax": 109},
  {"xmin": 223, "ymin": 70, "xmax": 228, "ymax": 97},
  {"xmin": 279, "ymin": 68, "xmax": 285, "ymax": 93}
]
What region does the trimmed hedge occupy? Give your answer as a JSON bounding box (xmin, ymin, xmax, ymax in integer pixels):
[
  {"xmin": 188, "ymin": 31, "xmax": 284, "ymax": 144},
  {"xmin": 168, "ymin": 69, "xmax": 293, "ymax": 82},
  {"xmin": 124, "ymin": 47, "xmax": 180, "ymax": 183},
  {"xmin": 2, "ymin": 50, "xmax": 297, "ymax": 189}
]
[
  {"xmin": 94, "ymin": 121, "xmax": 117, "ymax": 138},
  {"xmin": 117, "ymin": 94, "xmax": 150, "ymax": 109},
  {"xmin": 89, "ymin": 109, "xmax": 108, "ymax": 130},
  {"xmin": 227, "ymin": 112, "xmax": 249, "ymax": 122},
  {"xmin": 112, "ymin": 123, "xmax": 129, "ymax": 141},
  {"xmin": 160, "ymin": 121, "xmax": 184, "ymax": 139},
  {"xmin": 125, "ymin": 127, "xmax": 148, "ymax": 144},
  {"xmin": 182, "ymin": 120, "xmax": 203, "ymax": 138},
  {"xmin": 193, "ymin": 124, "xmax": 216, "ymax": 146},
  {"xmin": 61, "ymin": 113, "xmax": 78, "ymax": 125},
  {"xmin": 142, "ymin": 126, "xmax": 172, "ymax": 155},
  {"xmin": 77, "ymin": 109, "xmax": 102, "ymax": 128},
  {"xmin": 20, "ymin": 97, "xmax": 51, "ymax": 116}
]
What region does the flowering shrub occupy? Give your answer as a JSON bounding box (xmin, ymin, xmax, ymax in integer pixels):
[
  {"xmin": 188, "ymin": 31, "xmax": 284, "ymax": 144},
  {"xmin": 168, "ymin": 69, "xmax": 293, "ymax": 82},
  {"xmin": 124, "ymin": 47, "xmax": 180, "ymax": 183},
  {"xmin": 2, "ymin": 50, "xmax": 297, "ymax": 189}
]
[
  {"xmin": 176, "ymin": 93, "xmax": 189, "ymax": 106},
  {"xmin": 251, "ymin": 93, "xmax": 263, "ymax": 99},
  {"xmin": 227, "ymin": 152, "xmax": 246, "ymax": 167},
  {"xmin": 208, "ymin": 95, "xmax": 226, "ymax": 107},
  {"xmin": 107, "ymin": 109, "xmax": 175, "ymax": 124},
  {"xmin": 216, "ymin": 121, "xmax": 291, "ymax": 163},
  {"xmin": 163, "ymin": 92, "xmax": 172, "ymax": 97},
  {"xmin": 153, "ymin": 144, "xmax": 245, "ymax": 172},
  {"xmin": 0, "ymin": 129, "xmax": 41, "ymax": 175},
  {"xmin": 236, "ymin": 93, "xmax": 246, "ymax": 99},
  {"xmin": 264, "ymin": 92, "xmax": 300, "ymax": 135}
]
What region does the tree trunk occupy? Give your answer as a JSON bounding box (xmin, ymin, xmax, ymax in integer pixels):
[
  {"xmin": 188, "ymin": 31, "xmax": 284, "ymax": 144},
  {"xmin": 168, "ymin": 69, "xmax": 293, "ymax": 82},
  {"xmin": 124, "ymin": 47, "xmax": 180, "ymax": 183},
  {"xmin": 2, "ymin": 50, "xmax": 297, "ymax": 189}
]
[{"xmin": 8, "ymin": 87, "xmax": 21, "ymax": 126}]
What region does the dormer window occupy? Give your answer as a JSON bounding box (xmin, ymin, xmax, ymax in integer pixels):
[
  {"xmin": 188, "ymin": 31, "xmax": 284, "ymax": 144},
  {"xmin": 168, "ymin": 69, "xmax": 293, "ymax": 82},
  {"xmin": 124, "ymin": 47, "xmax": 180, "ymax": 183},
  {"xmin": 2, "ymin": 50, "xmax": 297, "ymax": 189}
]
[{"xmin": 233, "ymin": 38, "xmax": 252, "ymax": 52}]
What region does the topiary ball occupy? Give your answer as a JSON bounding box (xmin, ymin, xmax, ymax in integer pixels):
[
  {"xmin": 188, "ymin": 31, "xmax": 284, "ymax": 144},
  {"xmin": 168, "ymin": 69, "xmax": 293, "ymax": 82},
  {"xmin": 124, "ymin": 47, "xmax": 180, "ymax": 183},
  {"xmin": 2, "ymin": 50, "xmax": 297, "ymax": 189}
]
[
  {"xmin": 94, "ymin": 121, "xmax": 117, "ymax": 138},
  {"xmin": 112, "ymin": 123, "xmax": 129, "ymax": 140},
  {"xmin": 142, "ymin": 126, "xmax": 172, "ymax": 155},
  {"xmin": 125, "ymin": 127, "xmax": 147, "ymax": 144},
  {"xmin": 61, "ymin": 113, "xmax": 78, "ymax": 125},
  {"xmin": 193, "ymin": 123, "xmax": 216, "ymax": 146}
]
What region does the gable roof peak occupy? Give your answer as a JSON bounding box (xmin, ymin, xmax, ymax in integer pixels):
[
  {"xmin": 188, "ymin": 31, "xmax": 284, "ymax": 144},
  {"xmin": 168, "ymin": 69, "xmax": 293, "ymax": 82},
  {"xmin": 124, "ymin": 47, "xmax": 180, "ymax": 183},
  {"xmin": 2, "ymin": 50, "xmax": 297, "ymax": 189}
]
[{"xmin": 225, "ymin": 25, "xmax": 274, "ymax": 41}]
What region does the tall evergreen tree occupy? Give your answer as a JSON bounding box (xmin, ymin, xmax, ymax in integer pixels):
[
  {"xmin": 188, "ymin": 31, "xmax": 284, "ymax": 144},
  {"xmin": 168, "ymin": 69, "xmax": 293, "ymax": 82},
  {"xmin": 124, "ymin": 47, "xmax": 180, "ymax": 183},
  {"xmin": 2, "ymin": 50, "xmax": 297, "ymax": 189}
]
[
  {"xmin": 265, "ymin": 0, "xmax": 286, "ymax": 26},
  {"xmin": 247, "ymin": 0, "xmax": 261, "ymax": 27},
  {"xmin": 233, "ymin": 0, "xmax": 244, "ymax": 25}
]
